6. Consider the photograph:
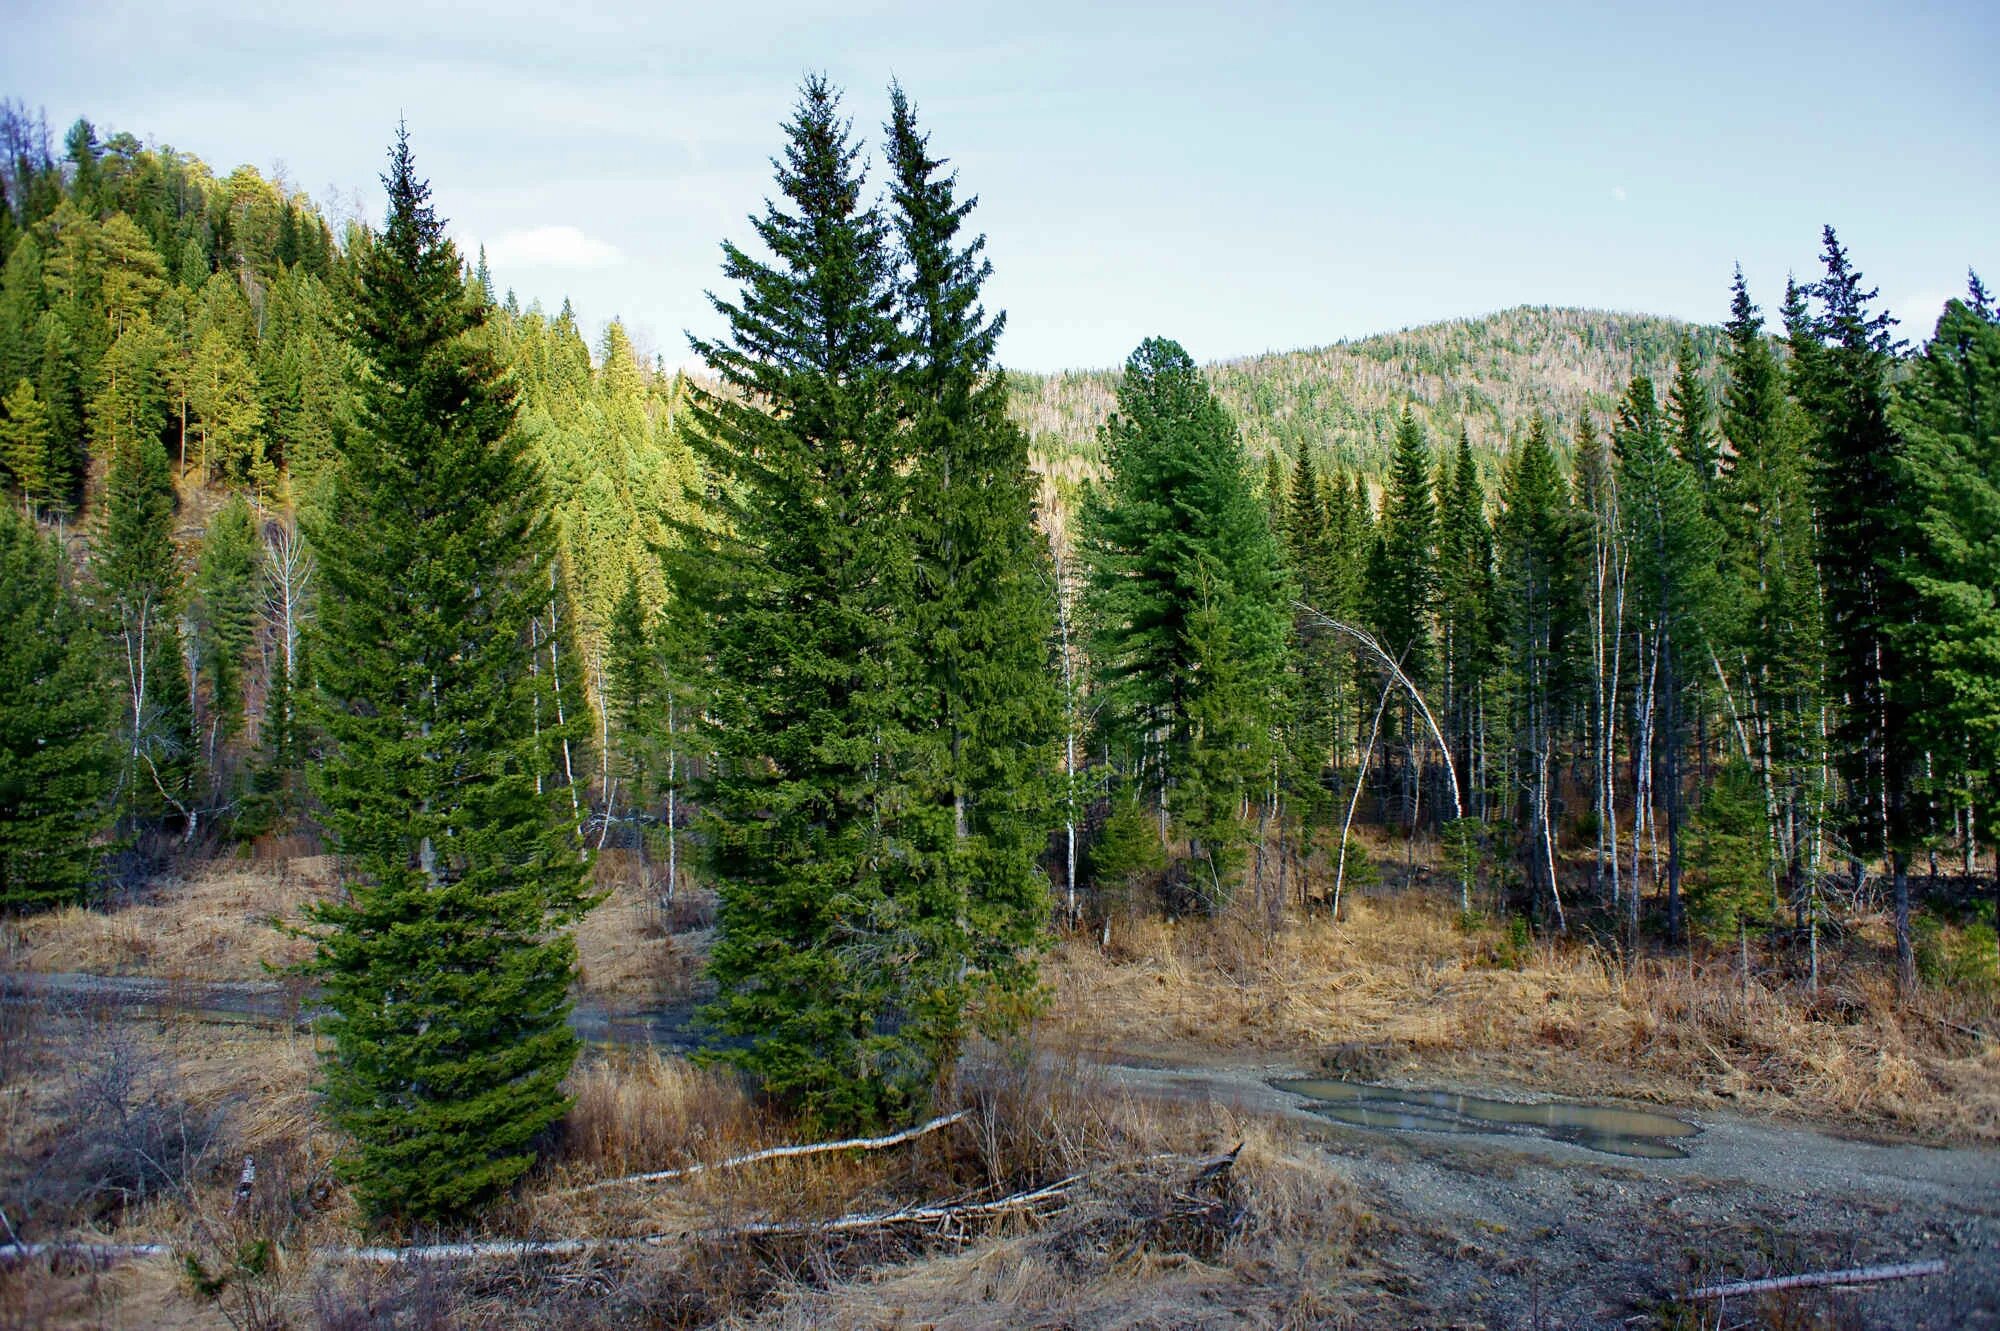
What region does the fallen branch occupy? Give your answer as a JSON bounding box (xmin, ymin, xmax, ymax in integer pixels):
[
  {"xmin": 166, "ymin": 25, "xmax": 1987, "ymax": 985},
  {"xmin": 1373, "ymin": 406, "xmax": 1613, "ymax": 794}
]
[
  {"xmin": 1688, "ymin": 1259, "xmax": 1946, "ymax": 1301},
  {"xmin": 551, "ymin": 1109, "xmax": 970, "ymax": 1198},
  {"xmin": 0, "ymin": 1241, "xmax": 173, "ymax": 1264},
  {"xmin": 335, "ymin": 1173, "xmax": 1082, "ymax": 1264}
]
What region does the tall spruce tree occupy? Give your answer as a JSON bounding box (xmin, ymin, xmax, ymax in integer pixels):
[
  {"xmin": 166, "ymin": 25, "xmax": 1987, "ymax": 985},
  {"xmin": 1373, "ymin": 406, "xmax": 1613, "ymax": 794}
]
[
  {"xmin": 1616, "ymin": 374, "xmax": 1721, "ymax": 943},
  {"xmin": 1894, "ymin": 278, "xmax": 2000, "ymax": 892},
  {"xmin": 0, "ymin": 505, "xmax": 112, "ymax": 910},
  {"xmin": 1496, "ymin": 417, "xmax": 1580, "ymax": 925},
  {"xmin": 193, "ymin": 494, "xmax": 261, "ymax": 772},
  {"xmin": 887, "ymin": 85, "xmax": 1059, "ymax": 1016},
  {"xmin": 1717, "ymin": 268, "xmax": 1822, "ymax": 922},
  {"xmin": 96, "ymin": 399, "xmax": 195, "ymax": 827},
  {"xmin": 680, "ymin": 78, "xmax": 954, "ymax": 1131},
  {"xmin": 1082, "ymin": 337, "xmax": 1287, "ymax": 904},
  {"xmin": 303, "ymin": 128, "xmax": 592, "ymax": 1223},
  {"xmin": 1797, "ymin": 227, "xmax": 1919, "ymax": 989}
]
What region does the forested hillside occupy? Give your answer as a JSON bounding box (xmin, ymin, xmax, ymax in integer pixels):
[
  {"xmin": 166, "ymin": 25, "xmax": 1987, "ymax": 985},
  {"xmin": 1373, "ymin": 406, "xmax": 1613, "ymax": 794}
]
[{"xmin": 1013, "ymin": 306, "xmax": 1723, "ymax": 480}]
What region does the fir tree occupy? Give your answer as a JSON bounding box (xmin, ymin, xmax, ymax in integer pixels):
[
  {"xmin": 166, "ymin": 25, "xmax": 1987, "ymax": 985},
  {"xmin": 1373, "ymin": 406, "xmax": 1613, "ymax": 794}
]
[
  {"xmin": 1082, "ymin": 337, "xmax": 1287, "ymax": 903},
  {"xmin": 1616, "ymin": 374, "xmax": 1722, "ymax": 943},
  {"xmin": 886, "ymin": 83, "xmax": 1059, "ymax": 1023},
  {"xmin": 0, "ymin": 378, "xmax": 53, "ymax": 514},
  {"xmin": 0, "ymin": 505, "xmax": 112, "ymax": 910},
  {"xmin": 1496, "ymin": 417, "xmax": 1579, "ymax": 922},
  {"xmin": 679, "ymin": 78, "xmax": 951, "ymax": 1130},
  {"xmin": 1797, "ymin": 227, "xmax": 1918, "ymax": 987},
  {"xmin": 1895, "ymin": 279, "xmax": 2000, "ymax": 860},
  {"xmin": 303, "ymin": 127, "xmax": 593, "ymax": 1223},
  {"xmin": 193, "ymin": 495, "xmax": 261, "ymax": 770},
  {"xmin": 95, "ymin": 399, "xmax": 194, "ymax": 826}
]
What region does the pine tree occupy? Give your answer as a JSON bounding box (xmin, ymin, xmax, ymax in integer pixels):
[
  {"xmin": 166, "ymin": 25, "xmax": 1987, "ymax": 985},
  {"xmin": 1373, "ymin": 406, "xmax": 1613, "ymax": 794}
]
[
  {"xmin": 1082, "ymin": 337, "xmax": 1287, "ymax": 903},
  {"xmin": 887, "ymin": 83, "xmax": 1060, "ymax": 1023},
  {"xmin": 0, "ymin": 504, "xmax": 112, "ymax": 910},
  {"xmin": 1373, "ymin": 407, "xmax": 1439, "ymax": 681},
  {"xmin": 679, "ymin": 78, "xmax": 952, "ymax": 1131},
  {"xmin": 303, "ymin": 127, "xmax": 593, "ymax": 1223}
]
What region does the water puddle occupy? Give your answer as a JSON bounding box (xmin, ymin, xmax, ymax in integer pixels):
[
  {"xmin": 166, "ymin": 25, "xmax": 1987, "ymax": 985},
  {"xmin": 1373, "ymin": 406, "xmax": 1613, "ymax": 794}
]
[{"xmin": 1274, "ymin": 1077, "xmax": 1699, "ymax": 1159}]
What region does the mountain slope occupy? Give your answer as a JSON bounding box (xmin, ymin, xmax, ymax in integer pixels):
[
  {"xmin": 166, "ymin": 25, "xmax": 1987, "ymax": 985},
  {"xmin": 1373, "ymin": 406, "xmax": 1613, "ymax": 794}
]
[{"xmin": 1010, "ymin": 306, "xmax": 1723, "ymax": 483}]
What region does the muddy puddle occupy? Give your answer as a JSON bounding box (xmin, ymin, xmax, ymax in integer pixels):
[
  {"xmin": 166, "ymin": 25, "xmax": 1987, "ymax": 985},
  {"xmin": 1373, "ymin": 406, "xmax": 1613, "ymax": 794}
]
[{"xmin": 1275, "ymin": 1077, "xmax": 1699, "ymax": 1159}]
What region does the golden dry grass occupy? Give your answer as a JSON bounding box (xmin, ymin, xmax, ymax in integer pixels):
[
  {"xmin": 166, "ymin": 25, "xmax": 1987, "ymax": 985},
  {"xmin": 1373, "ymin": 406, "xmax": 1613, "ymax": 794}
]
[
  {"xmin": 1046, "ymin": 890, "xmax": 2000, "ymax": 1142},
  {"xmin": 2, "ymin": 853, "xmax": 697, "ymax": 1004},
  {"xmin": 2, "ymin": 860, "xmax": 331, "ymax": 981}
]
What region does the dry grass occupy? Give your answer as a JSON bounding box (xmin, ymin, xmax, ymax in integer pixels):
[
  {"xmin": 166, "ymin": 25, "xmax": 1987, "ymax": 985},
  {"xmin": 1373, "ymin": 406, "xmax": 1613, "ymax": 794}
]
[
  {"xmin": 2, "ymin": 852, "xmax": 702, "ymax": 1005},
  {"xmin": 1047, "ymin": 888, "xmax": 2000, "ymax": 1142},
  {"xmin": 571, "ymin": 850, "xmax": 709, "ymax": 1003},
  {"xmin": 1, "ymin": 859, "xmax": 332, "ymax": 982}
]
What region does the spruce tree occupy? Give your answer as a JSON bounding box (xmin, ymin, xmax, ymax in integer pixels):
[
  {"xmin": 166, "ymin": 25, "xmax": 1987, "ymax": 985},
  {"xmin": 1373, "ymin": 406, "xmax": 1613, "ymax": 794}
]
[
  {"xmin": 886, "ymin": 84, "xmax": 1059, "ymax": 1016},
  {"xmin": 1894, "ymin": 278, "xmax": 2000, "ymax": 870},
  {"xmin": 1496, "ymin": 417, "xmax": 1579, "ymax": 922},
  {"xmin": 193, "ymin": 495, "xmax": 261, "ymax": 771},
  {"xmin": 1616, "ymin": 375, "xmax": 1722, "ymax": 942},
  {"xmin": 0, "ymin": 505, "xmax": 112, "ymax": 910},
  {"xmin": 1796, "ymin": 228, "xmax": 1918, "ymax": 987},
  {"xmin": 680, "ymin": 78, "xmax": 952, "ymax": 1130},
  {"xmin": 1717, "ymin": 268, "xmax": 1821, "ymax": 921},
  {"xmin": 303, "ymin": 127, "xmax": 592, "ymax": 1223},
  {"xmin": 1082, "ymin": 337, "xmax": 1287, "ymax": 903},
  {"xmin": 95, "ymin": 398, "xmax": 195, "ymax": 826}
]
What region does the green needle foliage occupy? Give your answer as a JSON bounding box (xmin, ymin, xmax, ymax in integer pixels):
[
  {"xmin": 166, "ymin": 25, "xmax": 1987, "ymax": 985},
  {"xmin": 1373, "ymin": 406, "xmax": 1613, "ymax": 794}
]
[
  {"xmin": 302, "ymin": 128, "xmax": 593, "ymax": 1225},
  {"xmin": 0, "ymin": 505, "xmax": 113, "ymax": 910},
  {"xmin": 680, "ymin": 78, "xmax": 956, "ymax": 1132},
  {"xmin": 194, "ymin": 495, "xmax": 261, "ymax": 757},
  {"xmin": 1083, "ymin": 337, "xmax": 1287, "ymax": 904},
  {"xmin": 887, "ymin": 83, "xmax": 1061, "ymax": 1026},
  {"xmin": 1895, "ymin": 277, "xmax": 2000, "ymax": 823}
]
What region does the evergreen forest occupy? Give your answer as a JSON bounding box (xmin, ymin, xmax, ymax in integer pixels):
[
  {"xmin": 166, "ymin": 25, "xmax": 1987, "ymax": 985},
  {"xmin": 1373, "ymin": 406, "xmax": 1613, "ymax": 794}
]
[{"xmin": 1, "ymin": 78, "xmax": 1997, "ymax": 1325}]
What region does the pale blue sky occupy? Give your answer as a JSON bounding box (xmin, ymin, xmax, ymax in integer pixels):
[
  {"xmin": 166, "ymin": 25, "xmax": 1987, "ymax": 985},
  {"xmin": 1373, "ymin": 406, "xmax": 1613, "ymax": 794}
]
[{"xmin": 3, "ymin": 0, "xmax": 1993, "ymax": 369}]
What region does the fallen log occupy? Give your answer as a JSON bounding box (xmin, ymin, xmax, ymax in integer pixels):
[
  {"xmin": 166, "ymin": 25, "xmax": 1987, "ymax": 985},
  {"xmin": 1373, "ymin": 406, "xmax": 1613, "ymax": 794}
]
[
  {"xmin": 550, "ymin": 1108, "xmax": 970, "ymax": 1198},
  {"xmin": 1689, "ymin": 1259, "xmax": 1946, "ymax": 1301},
  {"xmin": 0, "ymin": 1241, "xmax": 173, "ymax": 1264},
  {"xmin": 335, "ymin": 1173, "xmax": 1082, "ymax": 1264}
]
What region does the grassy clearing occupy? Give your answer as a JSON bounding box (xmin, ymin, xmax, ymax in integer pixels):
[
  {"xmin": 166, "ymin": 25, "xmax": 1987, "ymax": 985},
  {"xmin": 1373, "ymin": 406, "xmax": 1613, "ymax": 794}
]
[
  {"xmin": 0, "ymin": 849, "xmax": 702, "ymax": 1005},
  {"xmin": 1049, "ymin": 884, "xmax": 2000, "ymax": 1142},
  {"xmin": 0, "ymin": 1007, "xmax": 1352, "ymax": 1330}
]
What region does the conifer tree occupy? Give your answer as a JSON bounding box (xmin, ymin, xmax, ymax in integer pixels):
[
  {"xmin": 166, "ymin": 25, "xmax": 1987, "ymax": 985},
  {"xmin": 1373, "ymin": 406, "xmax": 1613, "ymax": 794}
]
[
  {"xmin": 96, "ymin": 398, "xmax": 195, "ymax": 826},
  {"xmin": 1894, "ymin": 278, "xmax": 2000, "ymax": 877},
  {"xmin": 1717, "ymin": 268, "xmax": 1821, "ymax": 921},
  {"xmin": 0, "ymin": 505, "xmax": 112, "ymax": 910},
  {"xmin": 193, "ymin": 495, "xmax": 261, "ymax": 775},
  {"xmin": 1496, "ymin": 417, "xmax": 1579, "ymax": 924},
  {"xmin": 887, "ymin": 84, "xmax": 1059, "ymax": 1013},
  {"xmin": 0, "ymin": 378, "xmax": 53, "ymax": 513},
  {"xmin": 680, "ymin": 78, "xmax": 952, "ymax": 1130},
  {"xmin": 1797, "ymin": 228, "xmax": 1919, "ymax": 988},
  {"xmin": 303, "ymin": 127, "xmax": 592, "ymax": 1223},
  {"xmin": 1082, "ymin": 337, "xmax": 1287, "ymax": 903},
  {"xmin": 1616, "ymin": 374, "xmax": 1721, "ymax": 942}
]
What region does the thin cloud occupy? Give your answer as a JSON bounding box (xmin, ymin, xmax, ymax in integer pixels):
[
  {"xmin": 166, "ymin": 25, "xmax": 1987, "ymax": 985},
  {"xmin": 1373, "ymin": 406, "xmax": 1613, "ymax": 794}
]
[{"xmin": 482, "ymin": 225, "xmax": 624, "ymax": 269}]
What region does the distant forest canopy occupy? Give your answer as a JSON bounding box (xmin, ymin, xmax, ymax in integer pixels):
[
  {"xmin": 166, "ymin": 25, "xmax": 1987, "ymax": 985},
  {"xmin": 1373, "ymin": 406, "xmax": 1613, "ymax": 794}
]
[
  {"xmin": 0, "ymin": 100, "xmax": 698, "ymax": 660},
  {"xmin": 1010, "ymin": 307, "xmax": 1727, "ymax": 484}
]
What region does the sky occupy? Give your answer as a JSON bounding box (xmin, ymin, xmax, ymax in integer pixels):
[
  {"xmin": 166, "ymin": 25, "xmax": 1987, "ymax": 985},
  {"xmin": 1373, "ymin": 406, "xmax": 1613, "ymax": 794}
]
[{"xmin": 2, "ymin": 0, "xmax": 1994, "ymax": 371}]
